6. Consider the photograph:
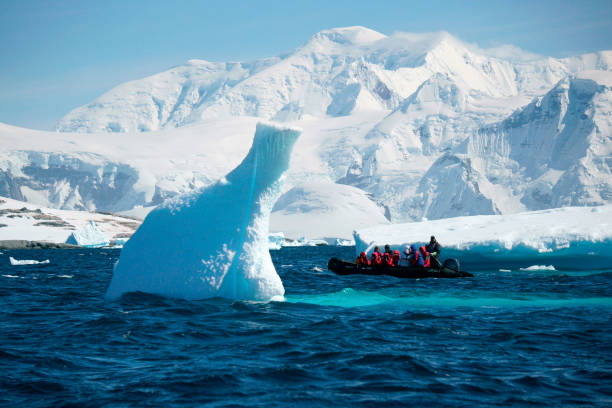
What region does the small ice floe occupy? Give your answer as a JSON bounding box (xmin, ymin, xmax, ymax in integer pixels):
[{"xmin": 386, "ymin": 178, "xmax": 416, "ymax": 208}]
[
  {"xmin": 499, "ymin": 269, "xmax": 512, "ymax": 272},
  {"xmin": 313, "ymin": 266, "xmax": 324, "ymax": 272},
  {"xmin": 519, "ymin": 265, "xmax": 556, "ymax": 271},
  {"xmin": 54, "ymin": 275, "xmax": 73, "ymax": 279},
  {"xmin": 2, "ymin": 274, "xmax": 23, "ymax": 278},
  {"xmin": 9, "ymin": 257, "xmax": 50, "ymax": 266}
]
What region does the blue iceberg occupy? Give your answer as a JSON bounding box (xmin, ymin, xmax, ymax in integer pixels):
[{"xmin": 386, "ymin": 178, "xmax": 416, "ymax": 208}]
[
  {"xmin": 105, "ymin": 123, "xmax": 301, "ymax": 300},
  {"xmin": 66, "ymin": 220, "xmax": 109, "ymax": 248}
]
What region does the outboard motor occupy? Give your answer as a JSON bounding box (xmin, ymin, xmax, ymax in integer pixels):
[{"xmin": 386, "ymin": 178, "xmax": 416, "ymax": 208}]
[{"xmin": 442, "ymin": 258, "xmax": 460, "ymax": 273}]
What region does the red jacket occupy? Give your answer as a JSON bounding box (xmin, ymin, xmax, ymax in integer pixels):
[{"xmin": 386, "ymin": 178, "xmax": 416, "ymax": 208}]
[
  {"xmin": 371, "ymin": 250, "xmax": 383, "ymax": 266},
  {"xmin": 419, "ymin": 246, "xmax": 430, "ymax": 268},
  {"xmin": 383, "ymin": 251, "xmax": 394, "ymax": 267},
  {"xmin": 392, "ymin": 250, "xmax": 400, "ymax": 266},
  {"xmin": 356, "ymin": 252, "xmax": 370, "ymax": 266}
]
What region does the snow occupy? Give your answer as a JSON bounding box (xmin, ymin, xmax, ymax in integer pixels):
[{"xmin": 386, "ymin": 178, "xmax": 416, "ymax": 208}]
[
  {"xmin": 576, "ymin": 70, "xmax": 612, "ymax": 86},
  {"xmin": 0, "ymin": 196, "xmax": 140, "ymax": 245},
  {"xmin": 1, "ymin": 27, "xmax": 611, "ymax": 239},
  {"xmin": 354, "ymin": 205, "xmax": 612, "ymax": 269},
  {"xmin": 9, "ymin": 257, "xmax": 50, "ymax": 265},
  {"xmin": 270, "ymin": 181, "xmax": 389, "ymax": 240},
  {"xmin": 66, "ymin": 220, "xmax": 110, "ymax": 247},
  {"xmin": 106, "ymin": 123, "xmax": 301, "ymax": 301}
]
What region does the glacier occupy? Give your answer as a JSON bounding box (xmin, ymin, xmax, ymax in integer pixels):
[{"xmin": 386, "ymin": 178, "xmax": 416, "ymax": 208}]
[
  {"xmin": 105, "ymin": 123, "xmax": 301, "ymax": 301},
  {"xmin": 1, "ymin": 26, "xmax": 612, "ymax": 238},
  {"xmin": 354, "ymin": 205, "xmax": 612, "ymax": 270}
]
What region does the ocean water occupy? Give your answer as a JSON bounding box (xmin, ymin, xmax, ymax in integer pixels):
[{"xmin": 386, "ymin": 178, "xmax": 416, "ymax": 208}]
[{"xmin": 1, "ymin": 246, "xmax": 611, "ymax": 407}]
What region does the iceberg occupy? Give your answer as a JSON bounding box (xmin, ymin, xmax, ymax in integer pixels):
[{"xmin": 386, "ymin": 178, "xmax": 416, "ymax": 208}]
[
  {"xmin": 520, "ymin": 265, "xmax": 556, "ymax": 271},
  {"xmin": 66, "ymin": 220, "xmax": 110, "ymax": 248},
  {"xmin": 105, "ymin": 123, "xmax": 301, "ymax": 301},
  {"xmin": 268, "ymin": 232, "xmax": 285, "ymax": 250},
  {"xmin": 281, "ymin": 237, "xmax": 328, "ymax": 247},
  {"xmin": 9, "ymin": 257, "xmax": 50, "ymax": 265},
  {"xmin": 354, "ymin": 205, "xmax": 612, "ymax": 269}
]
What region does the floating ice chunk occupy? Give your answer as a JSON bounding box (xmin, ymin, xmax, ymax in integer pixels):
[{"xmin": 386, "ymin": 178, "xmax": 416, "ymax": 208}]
[
  {"xmin": 9, "ymin": 257, "xmax": 50, "ymax": 265},
  {"xmin": 105, "ymin": 123, "xmax": 301, "ymax": 301},
  {"xmin": 268, "ymin": 232, "xmax": 285, "ymax": 250},
  {"xmin": 282, "ymin": 237, "xmax": 328, "ymax": 247},
  {"xmin": 520, "ymin": 265, "xmax": 556, "ymax": 271},
  {"xmin": 333, "ymin": 238, "xmax": 355, "ymax": 246},
  {"xmin": 66, "ymin": 220, "xmax": 109, "ymax": 248}
]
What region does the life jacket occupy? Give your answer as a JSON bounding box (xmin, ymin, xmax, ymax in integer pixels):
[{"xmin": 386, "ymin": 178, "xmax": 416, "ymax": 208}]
[
  {"xmin": 409, "ymin": 244, "xmax": 424, "ymax": 267},
  {"xmin": 392, "ymin": 250, "xmax": 400, "ymax": 266},
  {"xmin": 398, "ymin": 247, "xmax": 411, "ymax": 267},
  {"xmin": 383, "ymin": 251, "xmax": 394, "ymax": 267},
  {"xmin": 356, "ymin": 252, "xmax": 370, "ymax": 266},
  {"xmin": 419, "ymin": 246, "xmax": 430, "ymax": 268},
  {"xmin": 371, "ymin": 250, "xmax": 382, "ymax": 266}
]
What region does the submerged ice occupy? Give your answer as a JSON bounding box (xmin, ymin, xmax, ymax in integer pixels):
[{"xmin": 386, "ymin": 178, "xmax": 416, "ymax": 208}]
[{"xmin": 105, "ymin": 123, "xmax": 301, "ymax": 301}]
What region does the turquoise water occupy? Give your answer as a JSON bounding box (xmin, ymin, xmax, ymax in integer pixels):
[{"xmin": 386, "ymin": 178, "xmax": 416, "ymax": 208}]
[
  {"xmin": 1, "ymin": 246, "xmax": 611, "ymax": 407},
  {"xmin": 287, "ymin": 288, "xmax": 612, "ymax": 308}
]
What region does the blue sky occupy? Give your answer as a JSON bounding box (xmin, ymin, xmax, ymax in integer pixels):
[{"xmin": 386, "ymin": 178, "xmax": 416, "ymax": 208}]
[{"xmin": 1, "ymin": 0, "xmax": 611, "ymax": 130}]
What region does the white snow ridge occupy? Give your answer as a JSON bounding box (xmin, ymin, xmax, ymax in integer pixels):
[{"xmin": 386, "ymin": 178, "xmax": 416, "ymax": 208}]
[
  {"xmin": 105, "ymin": 123, "xmax": 301, "ymax": 301},
  {"xmin": 354, "ymin": 205, "xmax": 612, "ymax": 269}
]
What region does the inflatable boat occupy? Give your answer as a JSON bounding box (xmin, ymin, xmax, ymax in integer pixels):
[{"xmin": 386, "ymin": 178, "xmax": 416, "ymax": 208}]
[{"xmin": 327, "ymin": 257, "xmax": 473, "ymax": 278}]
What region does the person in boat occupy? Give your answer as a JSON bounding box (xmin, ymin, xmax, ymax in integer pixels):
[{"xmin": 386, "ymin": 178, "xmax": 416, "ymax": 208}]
[
  {"xmin": 426, "ymin": 236, "xmax": 441, "ymax": 268},
  {"xmin": 392, "ymin": 249, "xmax": 400, "ymax": 266},
  {"xmin": 383, "ymin": 244, "xmax": 394, "ymax": 267},
  {"xmin": 419, "ymin": 246, "xmax": 431, "ymax": 268},
  {"xmin": 356, "ymin": 251, "xmax": 370, "ymax": 267},
  {"xmin": 398, "ymin": 246, "xmax": 411, "ymax": 267},
  {"xmin": 370, "ymin": 246, "xmax": 383, "ymax": 267},
  {"xmin": 408, "ymin": 244, "xmax": 425, "ymax": 267}
]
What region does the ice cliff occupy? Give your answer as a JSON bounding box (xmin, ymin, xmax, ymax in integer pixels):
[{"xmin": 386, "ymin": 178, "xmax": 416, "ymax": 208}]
[
  {"xmin": 105, "ymin": 123, "xmax": 300, "ymax": 301},
  {"xmin": 354, "ymin": 205, "xmax": 612, "ymax": 269}
]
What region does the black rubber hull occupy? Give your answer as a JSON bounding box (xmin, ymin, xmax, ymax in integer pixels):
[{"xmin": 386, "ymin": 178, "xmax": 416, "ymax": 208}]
[{"xmin": 328, "ymin": 257, "xmax": 473, "ymax": 278}]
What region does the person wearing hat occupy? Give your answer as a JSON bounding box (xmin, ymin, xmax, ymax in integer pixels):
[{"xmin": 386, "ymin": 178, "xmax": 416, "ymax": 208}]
[
  {"xmin": 426, "ymin": 236, "xmax": 441, "ymax": 268},
  {"xmin": 383, "ymin": 244, "xmax": 394, "ymax": 267},
  {"xmin": 356, "ymin": 251, "xmax": 371, "ymax": 267},
  {"xmin": 398, "ymin": 245, "xmax": 411, "ymax": 267},
  {"xmin": 370, "ymin": 246, "xmax": 383, "ymax": 267}
]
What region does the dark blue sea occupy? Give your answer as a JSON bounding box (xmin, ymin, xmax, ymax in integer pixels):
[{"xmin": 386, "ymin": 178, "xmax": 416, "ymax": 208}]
[{"xmin": 1, "ymin": 246, "xmax": 611, "ymax": 407}]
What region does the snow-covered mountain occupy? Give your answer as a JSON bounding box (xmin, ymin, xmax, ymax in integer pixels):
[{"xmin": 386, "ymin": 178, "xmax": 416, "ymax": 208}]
[
  {"xmin": 2, "ymin": 26, "xmax": 612, "ymax": 238},
  {"xmin": 410, "ymin": 70, "xmax": 612, "ymax": 220},
  {"xmin": 57, "ymin": 27, "xmax": 610, "ymax": 134}
]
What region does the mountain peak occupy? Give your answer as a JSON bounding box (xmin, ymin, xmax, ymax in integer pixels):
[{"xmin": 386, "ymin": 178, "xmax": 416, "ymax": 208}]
[{"xmin": 308, "ymin": 26, "xmax": 387, "ymax": 47}]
